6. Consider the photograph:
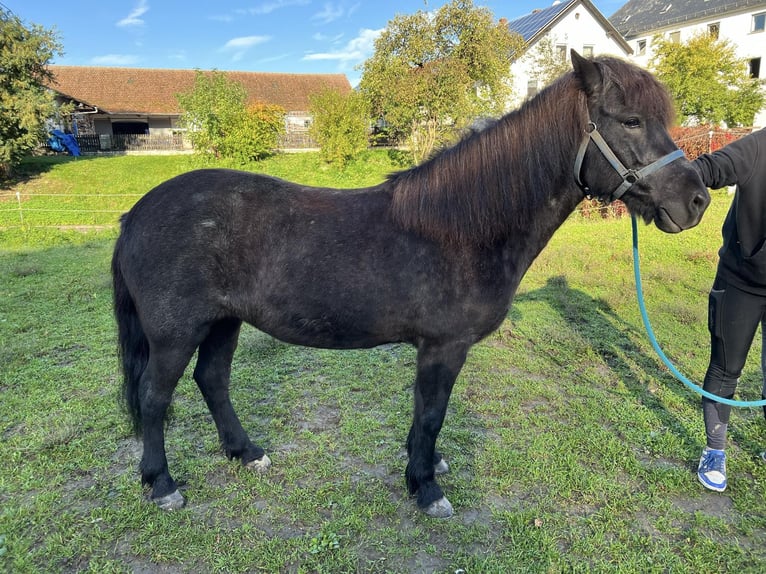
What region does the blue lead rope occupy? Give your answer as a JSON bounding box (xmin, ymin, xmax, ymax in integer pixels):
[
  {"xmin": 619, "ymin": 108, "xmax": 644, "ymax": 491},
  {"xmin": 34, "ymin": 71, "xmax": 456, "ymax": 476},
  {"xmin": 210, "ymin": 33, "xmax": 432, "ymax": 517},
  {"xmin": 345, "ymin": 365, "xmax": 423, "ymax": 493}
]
[{"xmin": 631, "ymin": 214, "xmax": 766, "ymax": 408}]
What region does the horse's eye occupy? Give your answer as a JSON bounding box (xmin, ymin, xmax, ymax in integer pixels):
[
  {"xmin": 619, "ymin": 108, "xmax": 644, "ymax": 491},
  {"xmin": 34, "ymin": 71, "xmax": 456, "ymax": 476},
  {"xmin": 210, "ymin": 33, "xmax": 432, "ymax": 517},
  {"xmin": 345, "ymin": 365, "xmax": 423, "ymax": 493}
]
[{"xmin": 624, "ymin": 117, "xmax": 641, "ymax": 129}]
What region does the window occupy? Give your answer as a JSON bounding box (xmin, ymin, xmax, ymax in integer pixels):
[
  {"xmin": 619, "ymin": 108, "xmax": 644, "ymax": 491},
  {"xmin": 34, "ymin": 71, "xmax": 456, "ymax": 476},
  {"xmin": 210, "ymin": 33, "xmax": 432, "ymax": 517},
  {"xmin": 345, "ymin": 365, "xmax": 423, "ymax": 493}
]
[
  {"xmin": 637, "ymin": 39, "xmax": 646, "ymax": 55},
  {"xmin": 708, "ymin": 22, "xmax": 720, "ymax": 39},
  {"xmin": 750, "ymin": 57, "xmax": 762, "ymax": 79},
  {"xmin": 753, "ymin": 12, "xmax": 765, "ymax": 32},
  {"xmin": 527, "ymin": 80, "xmax": 539, "ymax": 99},
  {"xmin": 582, "ymin": 45, "xmax": 594, "ymax": 58},
  {"xmin": 669, "ymin": 31, "xmax": 681, "ymax": 43},
  {"xmin": 556, "ymin": 44, "xmax": 567, "ymax": 62}
]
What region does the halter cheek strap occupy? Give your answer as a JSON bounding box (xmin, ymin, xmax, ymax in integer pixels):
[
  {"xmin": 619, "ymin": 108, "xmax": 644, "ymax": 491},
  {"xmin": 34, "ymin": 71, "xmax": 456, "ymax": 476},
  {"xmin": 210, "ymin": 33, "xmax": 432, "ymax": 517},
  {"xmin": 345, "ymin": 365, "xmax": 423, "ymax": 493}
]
[{"xmin": 574, "ymin": 120, "xmax": 685, "ymax": 203}]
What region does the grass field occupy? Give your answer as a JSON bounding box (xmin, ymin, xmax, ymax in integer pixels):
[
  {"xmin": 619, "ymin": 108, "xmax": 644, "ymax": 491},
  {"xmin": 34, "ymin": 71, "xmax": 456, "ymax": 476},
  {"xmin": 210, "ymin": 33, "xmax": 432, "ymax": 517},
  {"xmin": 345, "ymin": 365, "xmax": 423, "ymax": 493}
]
[{"xmin": 1, "ymin": 152, "xmax": 765, "ymax": 573}]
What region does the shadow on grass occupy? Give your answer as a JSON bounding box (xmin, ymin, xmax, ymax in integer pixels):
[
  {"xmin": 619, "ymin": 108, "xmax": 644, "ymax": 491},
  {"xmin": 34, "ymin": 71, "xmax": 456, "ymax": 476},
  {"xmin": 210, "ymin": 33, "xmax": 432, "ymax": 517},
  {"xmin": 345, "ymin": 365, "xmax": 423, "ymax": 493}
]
[{"xmin": 515, "ymin": 275, "xmax": 704, "ymax": 452}]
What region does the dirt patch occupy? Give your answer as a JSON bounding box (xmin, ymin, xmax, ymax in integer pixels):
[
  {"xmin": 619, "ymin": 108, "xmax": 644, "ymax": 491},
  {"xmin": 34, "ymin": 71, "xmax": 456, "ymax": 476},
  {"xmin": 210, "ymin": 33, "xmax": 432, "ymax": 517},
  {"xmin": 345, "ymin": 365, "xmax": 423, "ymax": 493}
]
[
  {"xmin": 671, "ymin": 492, "xmax": 735, "ymax": 520},
  {"xmin": 46, "ymin": 343, "xmax": 91, "ymax": 367}
]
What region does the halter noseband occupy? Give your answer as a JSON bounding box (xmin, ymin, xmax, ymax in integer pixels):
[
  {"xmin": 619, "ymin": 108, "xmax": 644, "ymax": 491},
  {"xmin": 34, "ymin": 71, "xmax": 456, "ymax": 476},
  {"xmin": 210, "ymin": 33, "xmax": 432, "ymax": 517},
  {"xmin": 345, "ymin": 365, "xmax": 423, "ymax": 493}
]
[{"xmin": 574, "ymin": 120, "xmax": 685, "ymax": 203}]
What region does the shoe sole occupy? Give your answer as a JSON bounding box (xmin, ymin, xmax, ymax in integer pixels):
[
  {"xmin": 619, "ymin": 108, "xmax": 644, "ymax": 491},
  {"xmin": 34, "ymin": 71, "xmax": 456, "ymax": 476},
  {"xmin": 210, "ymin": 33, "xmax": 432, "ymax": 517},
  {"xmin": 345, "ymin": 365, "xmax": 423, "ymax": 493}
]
[{"xmin": 697, "ymin": 473, "xmax": 726, "ymax": 492}]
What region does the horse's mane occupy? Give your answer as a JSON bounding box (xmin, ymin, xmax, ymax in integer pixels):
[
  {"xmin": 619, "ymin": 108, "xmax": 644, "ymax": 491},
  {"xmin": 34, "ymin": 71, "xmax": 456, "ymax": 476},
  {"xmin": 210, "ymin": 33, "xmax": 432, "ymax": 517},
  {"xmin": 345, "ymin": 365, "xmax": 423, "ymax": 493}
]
[{"xmin": 387, "ymin": 56, "xmax": 675, "ymax": 247}]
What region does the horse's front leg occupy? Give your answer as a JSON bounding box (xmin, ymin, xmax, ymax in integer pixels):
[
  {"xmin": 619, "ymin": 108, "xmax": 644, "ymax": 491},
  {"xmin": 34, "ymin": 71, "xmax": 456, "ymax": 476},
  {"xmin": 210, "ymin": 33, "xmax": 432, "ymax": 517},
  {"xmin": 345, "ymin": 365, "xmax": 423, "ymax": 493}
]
[{"xmin": 406, "ymin": 340, "xmax": 468, "ymax": 518}]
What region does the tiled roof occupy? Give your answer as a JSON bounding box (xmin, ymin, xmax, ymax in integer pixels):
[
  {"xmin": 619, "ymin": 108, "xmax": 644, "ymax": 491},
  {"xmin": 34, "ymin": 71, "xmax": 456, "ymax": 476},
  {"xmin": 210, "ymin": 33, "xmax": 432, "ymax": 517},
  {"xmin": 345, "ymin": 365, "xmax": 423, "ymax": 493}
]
[
  {"xmin": 45, "ymin": 66, "xmax": 352, "ymax": 115},
  {"xmin": 609, "ymin": 0, "xmax": 766, "ymax": 39}
]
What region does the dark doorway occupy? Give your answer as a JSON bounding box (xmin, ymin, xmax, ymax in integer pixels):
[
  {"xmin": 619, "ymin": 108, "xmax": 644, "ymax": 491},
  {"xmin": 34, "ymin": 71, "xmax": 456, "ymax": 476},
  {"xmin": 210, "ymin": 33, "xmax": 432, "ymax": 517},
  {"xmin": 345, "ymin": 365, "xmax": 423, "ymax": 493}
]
[{"xmin": 112, "ymin": 122, "xmax": 149, "ymax": 135}]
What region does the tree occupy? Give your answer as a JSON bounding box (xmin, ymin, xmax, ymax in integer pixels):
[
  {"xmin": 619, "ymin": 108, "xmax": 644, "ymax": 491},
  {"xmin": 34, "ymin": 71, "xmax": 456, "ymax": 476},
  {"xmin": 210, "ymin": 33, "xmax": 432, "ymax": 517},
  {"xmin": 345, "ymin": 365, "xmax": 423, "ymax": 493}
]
[
  {"xmin": 0, "ymin": 8, "xmax": 63, "ymax": 177},
  {"xmin": 176, "ymin": 71, "xmax": 285, "ymax": 163},
  {"xmin": 309, "ymin": 89, "xmax": 370, "ymax": 167},
  {"xmin": 523, "ymin": 36, "xmax": 572, "ymax": 89},
  {"xmin": 650, "ymin": 32, "xmax": 764, "ymax": 127},
  {"xmin": 358, "ymin": 0, "xmax": 523, "ymax": 163}
]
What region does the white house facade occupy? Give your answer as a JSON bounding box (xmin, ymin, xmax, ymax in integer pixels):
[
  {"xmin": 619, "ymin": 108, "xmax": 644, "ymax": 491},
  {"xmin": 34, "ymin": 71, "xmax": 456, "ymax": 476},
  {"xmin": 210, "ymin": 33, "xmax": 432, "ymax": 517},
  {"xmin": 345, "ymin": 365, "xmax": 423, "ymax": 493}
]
[
  {"xmin": 609, "ymin": 0, "xmax": 766, "ymax": 127},
  {"xmin": 505, "ymin": 0, "xmax": 632, "ymax": 108}
]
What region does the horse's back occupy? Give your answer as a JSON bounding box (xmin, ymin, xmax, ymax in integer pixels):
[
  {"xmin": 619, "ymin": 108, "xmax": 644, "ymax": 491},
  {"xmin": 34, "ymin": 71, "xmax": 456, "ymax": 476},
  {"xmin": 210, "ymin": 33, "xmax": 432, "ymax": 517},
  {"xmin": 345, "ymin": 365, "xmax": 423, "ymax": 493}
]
[
  {"xmin": 123, "ymin": 169, "xmax": 294, "ymax": 229},
  {"xmin": 114, "ymin": 169, "xmax": 411, "ymax": 346}
]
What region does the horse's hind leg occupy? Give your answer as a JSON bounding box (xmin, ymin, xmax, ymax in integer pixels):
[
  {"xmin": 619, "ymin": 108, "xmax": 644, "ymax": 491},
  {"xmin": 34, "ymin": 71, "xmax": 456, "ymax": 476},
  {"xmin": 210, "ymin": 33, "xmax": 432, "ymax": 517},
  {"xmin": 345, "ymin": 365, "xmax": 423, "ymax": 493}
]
[
  {"xmin": 193, "ymin": 318, "xmax": 270, "ymax": 471},
  {"xmin": 139, "ymin": 345, "xmax": 197, "ymax": 510},
  {"xmin": 406, "ymin": 340, "xmax": 468, "ymax": 518}
]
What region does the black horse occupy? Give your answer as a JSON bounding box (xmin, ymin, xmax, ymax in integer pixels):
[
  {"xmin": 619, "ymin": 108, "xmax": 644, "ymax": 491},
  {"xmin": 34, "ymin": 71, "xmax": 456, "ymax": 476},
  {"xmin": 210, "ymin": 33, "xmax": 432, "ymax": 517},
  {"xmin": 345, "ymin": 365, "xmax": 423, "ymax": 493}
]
[{"xmin": 112, "ymin": 52, "xmax": 709, "ymax": 517}]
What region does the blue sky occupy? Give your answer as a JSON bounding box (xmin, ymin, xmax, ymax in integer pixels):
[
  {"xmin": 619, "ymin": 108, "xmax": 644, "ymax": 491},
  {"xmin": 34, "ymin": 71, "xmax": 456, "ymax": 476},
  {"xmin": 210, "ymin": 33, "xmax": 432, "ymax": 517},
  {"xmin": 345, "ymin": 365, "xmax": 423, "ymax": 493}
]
[{"xmin": 6, "ymin": 0, "xmax": 625, "ymax": 85}]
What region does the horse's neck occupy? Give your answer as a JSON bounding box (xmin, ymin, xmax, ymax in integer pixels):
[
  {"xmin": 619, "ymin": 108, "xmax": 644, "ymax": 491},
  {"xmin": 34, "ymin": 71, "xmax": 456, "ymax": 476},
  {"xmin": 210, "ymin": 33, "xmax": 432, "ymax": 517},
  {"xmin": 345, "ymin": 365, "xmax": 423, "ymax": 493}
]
[
  {"xmin": 502, "ymin": 89, "xmax": 587, "ymax": 242},
  {"xmin": 500, "ymin": 187, "xmax": 583, "ymax": 281},
  {"xmin": 495, "ymin": 106, "xmax": 586, "ymax": 279}
]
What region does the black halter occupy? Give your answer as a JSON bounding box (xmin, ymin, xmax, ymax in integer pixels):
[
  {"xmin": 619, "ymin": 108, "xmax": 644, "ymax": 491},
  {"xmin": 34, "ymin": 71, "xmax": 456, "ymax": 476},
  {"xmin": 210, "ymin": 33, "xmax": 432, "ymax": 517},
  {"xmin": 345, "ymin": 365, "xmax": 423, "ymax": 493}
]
[{"xmin": 574, "ymin": 120, "xmax": 685, "ymax": 203}]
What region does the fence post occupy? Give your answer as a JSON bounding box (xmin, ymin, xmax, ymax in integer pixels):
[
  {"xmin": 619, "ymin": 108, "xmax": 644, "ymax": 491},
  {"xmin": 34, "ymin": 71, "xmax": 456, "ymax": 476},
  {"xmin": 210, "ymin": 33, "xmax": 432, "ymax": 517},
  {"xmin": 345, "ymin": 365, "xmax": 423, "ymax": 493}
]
[{"xmin": 15, "ymin": 191, "xmax": 23, "ymax": 225}]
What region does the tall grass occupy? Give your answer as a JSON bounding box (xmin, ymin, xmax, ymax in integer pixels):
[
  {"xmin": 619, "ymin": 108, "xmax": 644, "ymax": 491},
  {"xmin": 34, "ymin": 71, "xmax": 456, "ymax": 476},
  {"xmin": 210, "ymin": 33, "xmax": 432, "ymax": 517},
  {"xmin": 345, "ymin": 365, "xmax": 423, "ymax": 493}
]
[{"xmin": 1, "ymin": 154, "xmax": 765, "ymax": 573}]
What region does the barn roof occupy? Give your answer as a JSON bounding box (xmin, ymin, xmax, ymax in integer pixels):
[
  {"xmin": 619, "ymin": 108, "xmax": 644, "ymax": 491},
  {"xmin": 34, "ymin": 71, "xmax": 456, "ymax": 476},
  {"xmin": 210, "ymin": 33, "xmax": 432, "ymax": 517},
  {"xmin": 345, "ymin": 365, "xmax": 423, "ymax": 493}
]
[{"xmin": 45, "ymin": 66, "xmax": 353, "ymax": 115}]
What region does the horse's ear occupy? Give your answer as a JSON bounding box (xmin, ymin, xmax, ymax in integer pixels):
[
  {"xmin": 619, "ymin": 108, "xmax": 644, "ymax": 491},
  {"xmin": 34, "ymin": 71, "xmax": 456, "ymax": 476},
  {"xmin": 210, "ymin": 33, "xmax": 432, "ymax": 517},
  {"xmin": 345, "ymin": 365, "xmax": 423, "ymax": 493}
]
[{"xmin": 571, "ymin": 49, "xmax": 602, "ymax": 97}]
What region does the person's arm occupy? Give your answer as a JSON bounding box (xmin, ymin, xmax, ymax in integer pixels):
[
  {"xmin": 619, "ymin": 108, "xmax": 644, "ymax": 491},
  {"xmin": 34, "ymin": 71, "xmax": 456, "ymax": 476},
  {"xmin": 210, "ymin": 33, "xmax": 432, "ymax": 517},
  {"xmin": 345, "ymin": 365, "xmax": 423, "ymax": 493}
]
[{"xmin": 692, "ymin": 130, "xmax": 762, "ymax": 190}]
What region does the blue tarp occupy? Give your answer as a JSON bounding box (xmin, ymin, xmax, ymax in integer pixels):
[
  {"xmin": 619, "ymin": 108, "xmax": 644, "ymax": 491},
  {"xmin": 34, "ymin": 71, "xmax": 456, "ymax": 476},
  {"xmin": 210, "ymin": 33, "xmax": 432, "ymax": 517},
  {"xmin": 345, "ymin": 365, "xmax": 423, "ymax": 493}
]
[{"xmin": 48, "ymin": 129, "xmax": 81, "ymax": 156}]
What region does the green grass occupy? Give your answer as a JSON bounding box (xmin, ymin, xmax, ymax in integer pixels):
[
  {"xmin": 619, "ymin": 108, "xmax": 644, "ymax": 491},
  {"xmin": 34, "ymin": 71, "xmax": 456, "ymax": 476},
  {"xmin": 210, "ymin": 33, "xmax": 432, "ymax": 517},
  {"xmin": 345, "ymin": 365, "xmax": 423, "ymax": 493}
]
[
  {"xmin": 1, "ymin": 154, "xmax": 765, "ymax": 573},
  {"xmin": 0, "ymin": 149, "xmax": 405, "ymax": 247}
]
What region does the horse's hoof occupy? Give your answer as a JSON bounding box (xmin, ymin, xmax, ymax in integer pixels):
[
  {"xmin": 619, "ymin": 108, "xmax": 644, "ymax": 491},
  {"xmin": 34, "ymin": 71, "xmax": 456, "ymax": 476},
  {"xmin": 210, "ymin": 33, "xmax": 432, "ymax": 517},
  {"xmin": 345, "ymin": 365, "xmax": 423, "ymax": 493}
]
[
  {"xmin": 434, "ymin": 458, "xmax": 449, "ymax": 475},
  {"xmin": 245, "ymin": 454, "xmax": 271, "ymax": 473},
  {"xmin": 153, "ymin": 489, "xmax": 185, "ymax": 511},
  {"xmin": 423, "ymin": 496, "xmax": 453, "ymax": 518}
]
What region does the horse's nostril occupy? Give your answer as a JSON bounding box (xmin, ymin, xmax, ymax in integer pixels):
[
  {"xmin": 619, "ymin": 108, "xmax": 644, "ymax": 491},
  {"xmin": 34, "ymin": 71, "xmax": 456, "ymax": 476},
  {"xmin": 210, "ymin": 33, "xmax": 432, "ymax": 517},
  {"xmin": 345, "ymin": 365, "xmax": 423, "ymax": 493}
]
[{"xmin": 693, "ymin": 192, "xmax": 709, "ymax": 211}]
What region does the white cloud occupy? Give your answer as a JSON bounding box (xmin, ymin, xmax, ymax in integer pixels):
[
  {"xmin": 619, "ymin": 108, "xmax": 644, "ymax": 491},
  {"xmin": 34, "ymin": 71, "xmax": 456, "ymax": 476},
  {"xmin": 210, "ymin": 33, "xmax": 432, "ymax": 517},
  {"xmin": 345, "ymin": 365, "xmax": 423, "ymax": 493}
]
[
  {"xmin": 90, "ymin": 54, "xmax": 140, "ymax": 66},
  {"xmin": 220, "ymin": 35, "xmax": 272, "ymax": 61},
  {"xmin": 117, "ymin": 0, "xmax": 149, "ymax": 28},
  {"xmin": 303, "ymin": 28, "xmax": 381, "ymax": 63},
  {"xmin": 310, "ymin": 1, "xmax": 360, "ymax": 24},
  {"xmin": 312, "ymin": 32, "xmax": 345, "ymax": 43},
  {"xmin": 311, "ymin": 2, "xmax": 344, "ymax": 24},
  {"xmin": 208, "ymin": 14, "xmax": 235, "ymax": 23},
  {"xmin": 222, "ymin": 36, "xmax": 271, "ymax": 50},
  {"xmin": 257, "ymin": 53, "xmax": 291, "ymax": 64},
  {"xmin": 248, "ymin": 0, "xmax": 310, "ymax": 15},
  {"xmin": 168, "ymin": 50, "xmax": 187, "ymax": 61}
]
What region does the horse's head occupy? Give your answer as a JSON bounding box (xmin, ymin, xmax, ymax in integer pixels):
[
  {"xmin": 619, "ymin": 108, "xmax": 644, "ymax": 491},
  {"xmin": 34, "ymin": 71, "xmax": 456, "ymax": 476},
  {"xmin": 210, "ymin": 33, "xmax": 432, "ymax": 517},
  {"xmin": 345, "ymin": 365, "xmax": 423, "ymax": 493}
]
[{"xmin": 571, "ymin": 50, "xmax": 710, "ymax": 233}]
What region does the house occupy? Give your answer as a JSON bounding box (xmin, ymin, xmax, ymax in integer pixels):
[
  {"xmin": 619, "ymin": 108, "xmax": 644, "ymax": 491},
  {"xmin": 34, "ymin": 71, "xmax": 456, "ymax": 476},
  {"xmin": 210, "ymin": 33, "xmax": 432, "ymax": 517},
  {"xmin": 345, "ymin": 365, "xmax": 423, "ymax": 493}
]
[
  {"xmin": 505, "ymin": 0, "xmax": 632, "ymax": 107},
  {"xmin": 609, "ymin": 0, "xmax": 766, "ymax": 127},
  {"xmin": 45, "ymin": 66, "xmax": 352, "ymax": 140}
]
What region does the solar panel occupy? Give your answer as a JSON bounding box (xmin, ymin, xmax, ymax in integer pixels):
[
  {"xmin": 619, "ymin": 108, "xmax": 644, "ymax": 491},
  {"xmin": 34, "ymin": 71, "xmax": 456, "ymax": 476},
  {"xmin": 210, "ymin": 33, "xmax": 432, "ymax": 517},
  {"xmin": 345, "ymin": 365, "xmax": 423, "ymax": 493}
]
[{"xmin": 507, "ymin": 1, "xmax": 572, "ymax": 41}]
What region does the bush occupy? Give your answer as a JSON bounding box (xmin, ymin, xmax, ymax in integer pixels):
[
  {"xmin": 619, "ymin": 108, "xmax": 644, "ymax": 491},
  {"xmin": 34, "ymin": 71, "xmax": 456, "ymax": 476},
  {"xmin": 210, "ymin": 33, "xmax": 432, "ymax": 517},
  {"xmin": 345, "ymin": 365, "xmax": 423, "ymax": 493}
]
[
  {"xmin": 670, "ymin": 125, "xmax": 752, "ymax": 159},
  {"xmin": 220, "ymin": 102, "xmax": 286, "ymax": 163},
  {"xmin": 177, "ymin": 71, "xmax": 285, "ymax": 163},
  {"xmin": 309, "ymin": 89, "xmax": 370, "ymax": 167}
]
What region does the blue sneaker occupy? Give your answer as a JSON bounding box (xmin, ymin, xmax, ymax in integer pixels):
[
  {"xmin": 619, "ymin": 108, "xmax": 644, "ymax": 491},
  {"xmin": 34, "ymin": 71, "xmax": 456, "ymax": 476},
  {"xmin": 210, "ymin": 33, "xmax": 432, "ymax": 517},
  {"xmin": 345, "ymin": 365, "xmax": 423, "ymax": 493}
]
[{"xmin": 697, "ymin": 448, "xmax": 727, "ymax": 492}]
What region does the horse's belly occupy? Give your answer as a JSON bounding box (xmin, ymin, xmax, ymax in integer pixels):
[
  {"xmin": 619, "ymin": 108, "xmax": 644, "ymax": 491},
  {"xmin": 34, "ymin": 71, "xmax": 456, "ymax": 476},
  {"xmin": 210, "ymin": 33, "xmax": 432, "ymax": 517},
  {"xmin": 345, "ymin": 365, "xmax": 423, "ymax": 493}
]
[{"xmin": 252, "ymin": 313, "xmax": 398, "ymax": 350}]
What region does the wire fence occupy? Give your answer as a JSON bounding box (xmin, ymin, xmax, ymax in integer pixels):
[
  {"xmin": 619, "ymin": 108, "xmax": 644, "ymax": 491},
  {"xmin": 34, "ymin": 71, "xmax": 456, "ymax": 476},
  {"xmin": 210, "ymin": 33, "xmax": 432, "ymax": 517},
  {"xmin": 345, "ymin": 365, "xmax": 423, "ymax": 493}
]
[
  {"xmin": 0, "ymin": 190, "xmax": 143, "ymax": 231},
  {"xmin": 39, "ymin": 130, "xmax": 320, "ymax": 156},
  {"xmin": 1, "ymin": 129, "xmax": 751, "ymax": 233}
]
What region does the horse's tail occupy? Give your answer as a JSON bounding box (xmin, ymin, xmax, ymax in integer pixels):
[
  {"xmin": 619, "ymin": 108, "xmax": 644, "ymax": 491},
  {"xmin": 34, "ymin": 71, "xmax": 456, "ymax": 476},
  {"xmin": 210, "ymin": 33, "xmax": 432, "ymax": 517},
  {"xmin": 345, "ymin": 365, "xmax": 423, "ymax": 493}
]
[{"xmin": 112, "ymin": 217, "xmax": 148, "ymax": 436}]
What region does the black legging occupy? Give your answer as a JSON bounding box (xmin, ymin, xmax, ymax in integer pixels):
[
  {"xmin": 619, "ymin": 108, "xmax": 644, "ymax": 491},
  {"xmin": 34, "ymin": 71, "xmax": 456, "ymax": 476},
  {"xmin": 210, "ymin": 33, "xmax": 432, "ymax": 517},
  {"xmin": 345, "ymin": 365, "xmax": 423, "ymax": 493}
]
[{"xmin": 702, "ymin": 278, "xmax": 766, "ymax": 449}]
